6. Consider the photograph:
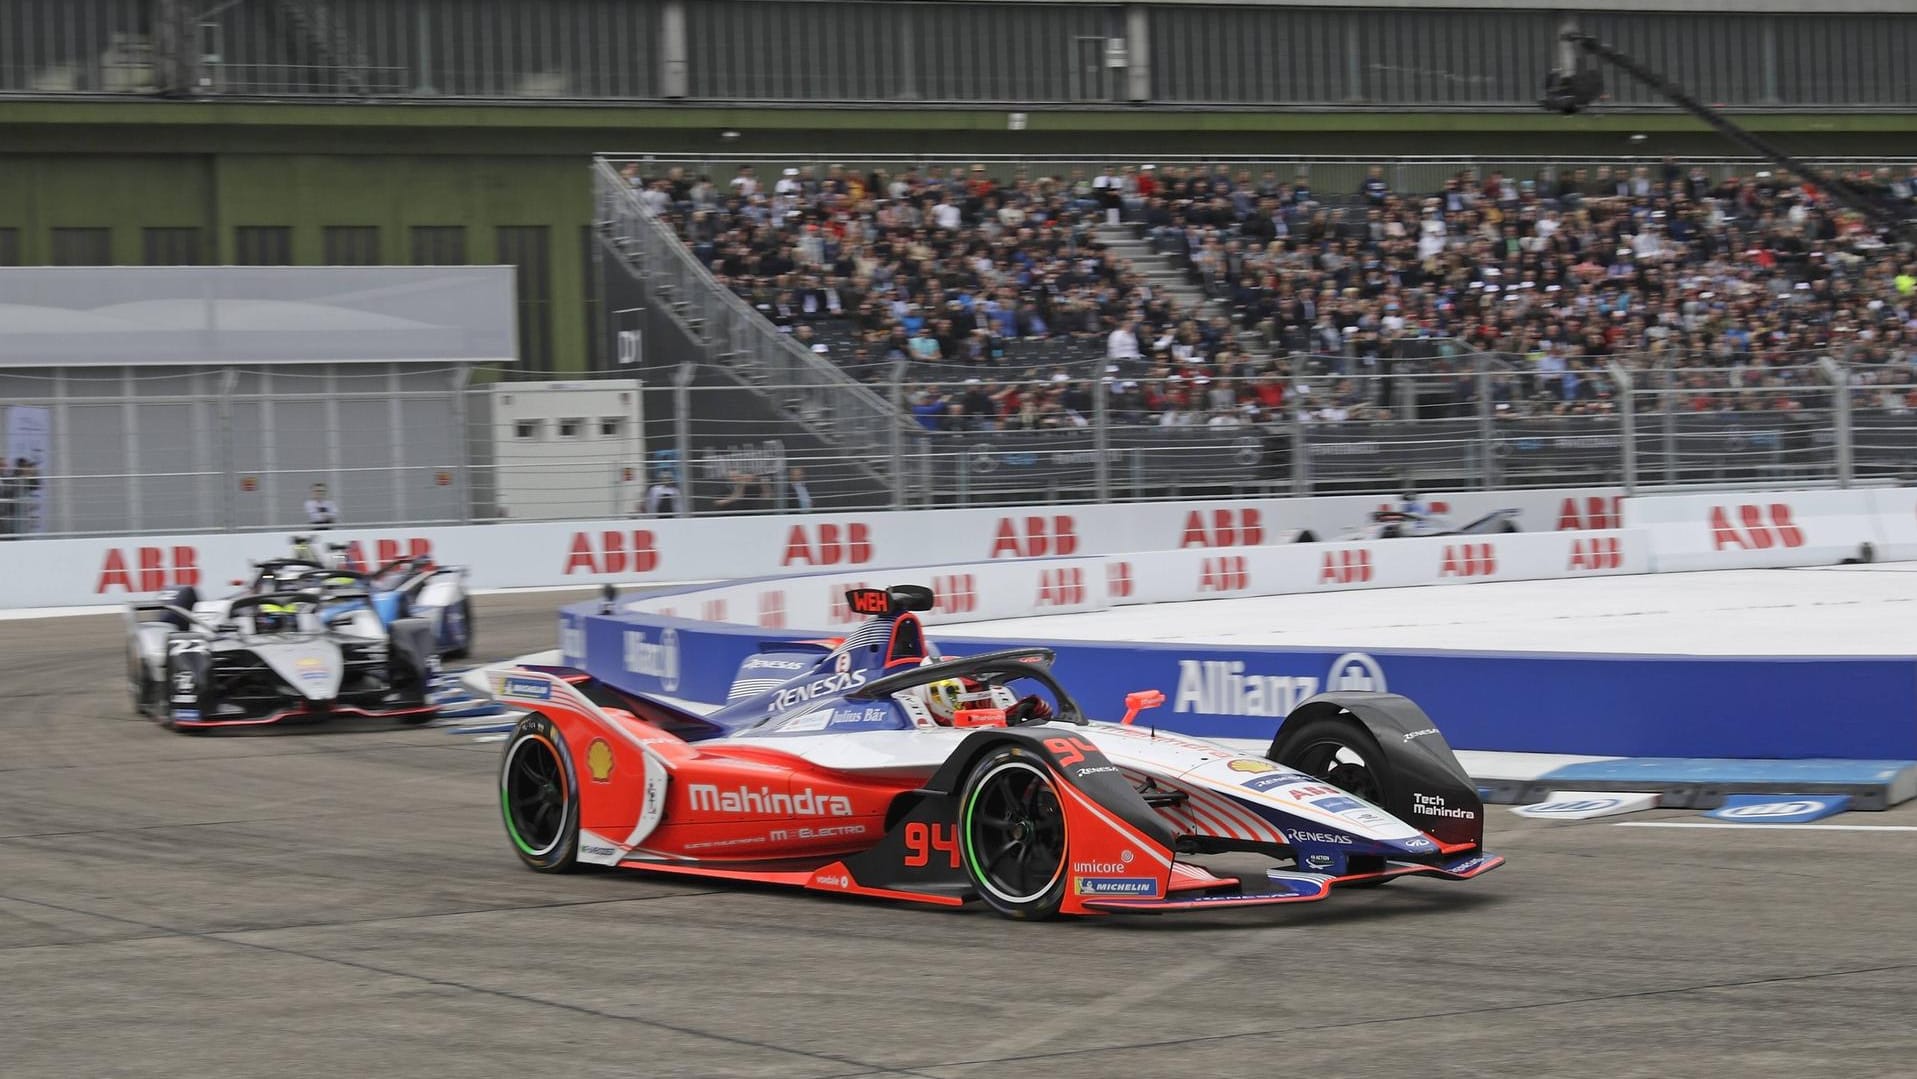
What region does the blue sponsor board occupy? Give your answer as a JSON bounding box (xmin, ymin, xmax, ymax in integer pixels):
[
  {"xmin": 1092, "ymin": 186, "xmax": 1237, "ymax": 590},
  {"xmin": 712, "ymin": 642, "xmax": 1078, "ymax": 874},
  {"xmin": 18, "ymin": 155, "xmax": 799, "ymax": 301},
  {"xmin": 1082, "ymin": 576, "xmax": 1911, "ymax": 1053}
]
[
  {"xmin": 564, "ymin": 600, "xmax": 1917, "ymax": 760},
  {"xmin": 1706, "ymin": 794, "xmax": 1852, "ymax": 824},
  {"xmin": 502, "ymin": 676, "xmax": 553, "ymax": 700}
]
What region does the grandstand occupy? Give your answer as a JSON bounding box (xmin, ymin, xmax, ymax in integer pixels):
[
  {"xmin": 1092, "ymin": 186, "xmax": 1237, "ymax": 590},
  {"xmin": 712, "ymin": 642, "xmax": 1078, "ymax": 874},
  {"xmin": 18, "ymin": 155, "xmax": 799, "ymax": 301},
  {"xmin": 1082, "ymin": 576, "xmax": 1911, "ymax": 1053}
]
[{"xmin": 2, "ymin": 0, "xmax": 1915, "ymax": 528}]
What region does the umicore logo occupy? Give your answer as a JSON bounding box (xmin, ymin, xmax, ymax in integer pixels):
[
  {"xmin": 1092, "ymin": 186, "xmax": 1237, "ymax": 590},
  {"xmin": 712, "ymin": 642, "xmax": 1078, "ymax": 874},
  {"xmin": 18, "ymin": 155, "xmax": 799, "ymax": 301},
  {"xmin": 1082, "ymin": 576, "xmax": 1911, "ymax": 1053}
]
[{"xmin": 687, "ymin": 783, "xmax": 855, "ymax": 817}]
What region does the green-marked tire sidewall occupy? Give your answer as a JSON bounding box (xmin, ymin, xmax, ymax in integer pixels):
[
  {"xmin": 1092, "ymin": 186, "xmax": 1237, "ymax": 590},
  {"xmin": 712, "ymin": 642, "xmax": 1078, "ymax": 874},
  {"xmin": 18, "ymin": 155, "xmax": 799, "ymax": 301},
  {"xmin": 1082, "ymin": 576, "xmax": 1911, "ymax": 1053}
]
[
  {"xmin": 958, "ymin": 745, "xmax": 1068, "ymax": 920},
  {"xmin": 500, "ymin": 714, "xmax": 580, "ymax": 872}
]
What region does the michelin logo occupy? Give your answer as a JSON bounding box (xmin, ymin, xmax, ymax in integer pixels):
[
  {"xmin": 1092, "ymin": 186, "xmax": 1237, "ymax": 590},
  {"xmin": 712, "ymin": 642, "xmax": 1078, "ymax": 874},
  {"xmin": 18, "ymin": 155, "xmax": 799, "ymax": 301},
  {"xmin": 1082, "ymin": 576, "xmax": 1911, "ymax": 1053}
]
[
  {"xmin": 1174, "ymin": 652, "xmax": 1385, "ymax": 717},
  {"xmin": 623, "ymin": 627, "xmax": 681, "ymax": 693}
]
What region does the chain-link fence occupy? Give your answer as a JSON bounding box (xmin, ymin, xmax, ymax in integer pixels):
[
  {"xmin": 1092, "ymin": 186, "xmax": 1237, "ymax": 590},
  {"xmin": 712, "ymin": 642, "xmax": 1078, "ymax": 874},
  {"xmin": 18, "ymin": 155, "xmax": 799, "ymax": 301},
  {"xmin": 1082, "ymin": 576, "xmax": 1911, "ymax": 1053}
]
[{"xmin": 4, "ymin": 348, "xmax": 1911, "ymax": 537}]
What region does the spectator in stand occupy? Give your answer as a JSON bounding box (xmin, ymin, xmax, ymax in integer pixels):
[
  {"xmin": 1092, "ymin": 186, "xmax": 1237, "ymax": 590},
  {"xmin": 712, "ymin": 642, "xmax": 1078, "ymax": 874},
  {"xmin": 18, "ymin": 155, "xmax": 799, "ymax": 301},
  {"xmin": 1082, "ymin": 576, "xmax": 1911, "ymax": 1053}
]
[{"xmin": 304, "ymin": 483, "xmax": 338, "ymax": 529}]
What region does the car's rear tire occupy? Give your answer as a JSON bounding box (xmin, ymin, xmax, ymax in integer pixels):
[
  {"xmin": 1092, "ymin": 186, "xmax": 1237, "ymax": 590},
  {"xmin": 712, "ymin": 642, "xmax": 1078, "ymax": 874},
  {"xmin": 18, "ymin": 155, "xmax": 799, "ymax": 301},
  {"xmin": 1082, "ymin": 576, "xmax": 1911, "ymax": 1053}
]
[
  {"xmin": 958, "ymin": 746, "xmax": 1069, "ymax": 920},
  {"xmin": 501, "ymin": 716, "xmax": 580, "ymax": 873},
  {"xmin": 1271, "ymin": 715, "xmax": 1399, "ymax": 886}
]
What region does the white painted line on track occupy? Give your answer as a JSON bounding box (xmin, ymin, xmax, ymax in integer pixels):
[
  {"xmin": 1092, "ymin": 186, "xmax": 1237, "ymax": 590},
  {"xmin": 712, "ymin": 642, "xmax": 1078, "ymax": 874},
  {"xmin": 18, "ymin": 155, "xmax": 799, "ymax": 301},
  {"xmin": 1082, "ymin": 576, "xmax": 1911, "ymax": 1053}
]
[{"xmin": 1615, "ymin": 822, "xmax": 1917, "ymax": 832}]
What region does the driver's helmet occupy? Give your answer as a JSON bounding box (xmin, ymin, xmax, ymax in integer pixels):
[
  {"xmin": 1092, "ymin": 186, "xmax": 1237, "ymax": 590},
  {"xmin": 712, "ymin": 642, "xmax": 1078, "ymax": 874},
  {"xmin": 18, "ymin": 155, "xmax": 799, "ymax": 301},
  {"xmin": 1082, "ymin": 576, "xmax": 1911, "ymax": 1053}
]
[
  {"xmin": 253, "ymin": 601, "xmax": 298, "ymax": 635},
  {"xmin": 917, "ymin": 677, "xmax": 997, "ymax": 726}
]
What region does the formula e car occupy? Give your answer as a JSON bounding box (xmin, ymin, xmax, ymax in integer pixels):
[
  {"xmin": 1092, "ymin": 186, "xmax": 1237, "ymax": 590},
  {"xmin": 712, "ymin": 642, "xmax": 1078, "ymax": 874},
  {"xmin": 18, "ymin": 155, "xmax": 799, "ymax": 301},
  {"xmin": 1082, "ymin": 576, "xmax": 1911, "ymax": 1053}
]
[
  {"xmin": 491, "ymin": 585, "xmax": 1500, "ymax": 918},
  {"xmin": 1339, "ymin": 506, "xmax": 1521, "ymax": 540},
  {"xmin": 126, "ymin": 585, "xmax": 440, "ymax": 731},
  {"xmin": 196, "ymin": 536, "xmax": 474, "ymax": 660}
]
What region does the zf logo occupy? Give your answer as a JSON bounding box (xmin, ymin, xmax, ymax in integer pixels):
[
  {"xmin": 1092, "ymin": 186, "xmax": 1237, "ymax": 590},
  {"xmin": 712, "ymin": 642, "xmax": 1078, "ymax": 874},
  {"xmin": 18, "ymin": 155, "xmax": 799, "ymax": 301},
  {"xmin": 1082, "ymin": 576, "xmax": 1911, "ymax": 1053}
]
[
  {"xmin": 1438, "ymin": 543, "xmax": 1496, "ymax": 578},
  {"xmin": 1710, "ymin": 504, "xmax": 1804, "ymax": 551},
  {"xmin": 1568, "ymin": 536, "xmax": 1623, "ymax": 571},
  {"xmin": 1197, "ymin": 555, "xmax": 1249, "ymax": 593},
  {"xmin": 1179, "ymin": 508, "xmax": 1264, "ymax": 548},
  {"xmin": 1319, "ymin": 549, "xmax": 1372, "ymax": 585}
]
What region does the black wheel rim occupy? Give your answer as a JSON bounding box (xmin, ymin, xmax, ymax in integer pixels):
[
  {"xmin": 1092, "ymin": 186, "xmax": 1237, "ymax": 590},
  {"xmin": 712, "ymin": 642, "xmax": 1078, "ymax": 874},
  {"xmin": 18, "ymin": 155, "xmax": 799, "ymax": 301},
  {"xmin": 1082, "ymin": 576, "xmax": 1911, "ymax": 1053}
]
[
  {"xmin": 965, "ymin": 761, "xmax": 1066, "ymax": 904},
  {"xmin": 504, "ymin": 735, "xmax": 568, "ymax": 857},
  {"xmin": 1291, "ymin": 738, "xmax": 1384, "ymax": 804}
]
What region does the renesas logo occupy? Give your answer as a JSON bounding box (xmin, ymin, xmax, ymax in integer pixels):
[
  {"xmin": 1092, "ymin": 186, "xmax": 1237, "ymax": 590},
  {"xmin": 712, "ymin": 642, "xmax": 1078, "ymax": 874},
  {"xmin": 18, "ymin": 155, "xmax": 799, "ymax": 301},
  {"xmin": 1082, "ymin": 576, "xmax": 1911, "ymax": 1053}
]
[
  {"xmin": 623, "ymin": 627, "xmax": 680, "ymax": 693},
  {"xmin": 1568, "ymin": 536, "xmax": 1625, "ymax": 571},
  {"xmin": 97, "ymin": 546, "xmax": 200, "ymax": 593},
  {"xmin": 1319, "ymin": 548, "xmax": 1372, "ymax": 586},
  {"xmin": 1173, "ymin": 653, "xmax": 1385, "ymax": 717},
  {"xmin": 688, "ymin": 783, "xmax": 854, "ymax": 817},
  {"xmin": 1438, "ymin": 543, "xmax": 1497, "ymax": 578},
  {"xmin": 1179, "ymin": 508, "xmax": 1264, "ymax": 548},
  {"xmin": 990, "ymin": 515, "xmax": 1078, "ymax": 558},
  {"xmin": 782, "ymin": 522, "xmax": 872, "ymax": 566},
  {"xmin": 1286, "ymin": 830, "xmax": 1353, "ymax": 845},
  {"xmin": 1710, "ymin": 503, "xmax": 1804, "ymax": 551},
  {"xmin": 770, "ymin": 669, "xmax": 867, "ymax": 710},
  {"xmin": 741, "ymin": 653, "xmax": 811, "ymax": 674}
]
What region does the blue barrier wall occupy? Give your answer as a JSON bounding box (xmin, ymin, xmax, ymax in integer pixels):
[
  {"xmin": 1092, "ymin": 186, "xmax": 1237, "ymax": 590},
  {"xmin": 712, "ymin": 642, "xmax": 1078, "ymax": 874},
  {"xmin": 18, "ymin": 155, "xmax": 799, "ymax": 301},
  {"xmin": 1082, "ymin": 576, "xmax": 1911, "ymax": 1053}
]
[{"xmin": 562, "ymin": 602, "xmax": 1917, "ymax": 760}]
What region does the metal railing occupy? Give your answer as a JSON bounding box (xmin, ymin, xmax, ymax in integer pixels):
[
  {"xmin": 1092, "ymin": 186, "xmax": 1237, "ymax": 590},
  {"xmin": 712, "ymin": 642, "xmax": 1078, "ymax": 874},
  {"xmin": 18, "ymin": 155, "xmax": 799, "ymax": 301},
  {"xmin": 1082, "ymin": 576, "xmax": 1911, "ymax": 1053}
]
[{"xmin": 593, "ymin": 158, "xmax": 909, "ymax": 480}]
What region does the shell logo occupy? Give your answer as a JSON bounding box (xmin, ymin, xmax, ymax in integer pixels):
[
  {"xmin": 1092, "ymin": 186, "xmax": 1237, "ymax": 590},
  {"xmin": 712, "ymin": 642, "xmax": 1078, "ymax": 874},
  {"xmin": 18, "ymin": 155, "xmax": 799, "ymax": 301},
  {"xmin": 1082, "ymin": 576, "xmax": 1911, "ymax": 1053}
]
[
  {"xmin": 1227, "ymin": 758, "xmax": 1279, "ymax": 774},
  {"xmin": 586, "ymin": 738, "xmax": 615, "ymax": 783}
]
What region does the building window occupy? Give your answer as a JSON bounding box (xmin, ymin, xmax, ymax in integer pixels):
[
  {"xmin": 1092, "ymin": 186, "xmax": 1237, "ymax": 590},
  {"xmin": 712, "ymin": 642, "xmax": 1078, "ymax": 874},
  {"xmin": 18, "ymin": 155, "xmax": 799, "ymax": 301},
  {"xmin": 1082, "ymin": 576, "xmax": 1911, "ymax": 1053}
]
[
  {"xmin": 498, "ymin": 225, "xmax": 553, "ymax": 372},
  {"xmin": 598, "ymin": 417, "xmax": 622, "ymax": 437},
  {"xmin": 410, "ymin": 226, "xmax": 467, "ymax": 266},
  {"xmin": 234, "ymin": 226, "xmax": 292, "ymax": 266},
  {"xmin": 143, "ymin": 227, "xmax": 206, "ymax": 266},
  {"xmin": 323, "ymin": 226, "xmax": 381, "ymax": 265},
  {"xmin": 514, "ymin": 420, "xmax": 542, "ymax": 440},
  {"xmin": 0, "ymin": 228, "xmax": 18, "ymax": 266},
  {"xmin": 50, "ymin": 227, "xmax": 111, "ymax": 266}
]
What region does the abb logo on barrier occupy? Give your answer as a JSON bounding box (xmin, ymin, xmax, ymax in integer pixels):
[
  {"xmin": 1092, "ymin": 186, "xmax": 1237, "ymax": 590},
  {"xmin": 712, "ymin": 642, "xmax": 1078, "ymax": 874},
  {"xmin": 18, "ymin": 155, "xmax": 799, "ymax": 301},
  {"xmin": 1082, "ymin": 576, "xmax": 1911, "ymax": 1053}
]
[
  {"xmin": 564, "ymin": 531, "xmax": 660, "ymax": 575},
  {"xmin": 757, "ymin": 591, "xmax": 786, "ymax": 628},
  {"xmin": 1438, "ymin": 543, "xmax": 1498, "ymax": 579},
  {"xmin": 990, "ymin": 516, "xmax": 1078, "ymax": 558},
  {"xmin": 1179, "ymin": 509, "xmax": 1264, "ymax": 548},
  {"xmin": 1107, "ymin": 560, "xmax": 1134, "ymax": 599},
  {"xmin": 1558, "ymin": 495, "xmax": 1623, "ymax": 531},
  {"xmin": 1198, "ymin": 555, "xmax": 1250, "ymax": 593},
  {"xmin": 700, "ymin": 598, "xmax": 728, "ymax": 623},
  {"xmin": 1319, "ymin": 549, "xmax": 1373, "ymax": 586},
  {"xmin": 97, "ymin": 546, "xmax": 200, "ymax": 593},
  {"xmin": 929, "ymin": 573, "xmax": 979, "ymax": 615},
  {"xmin": 827, "ymin": 582, "xmax": 876, "ymax": 624},
  {"xmin": 1568, "ymin": 536, "xmax": 1625, "ymax": 571},
  {"xmin": 1035, "ymin": 567, "xmax": 1087, "ymax": 607},
  {"xmin": 330, "ymin": 538, "xmax": 431, "ymax": 571},
  {"xmin": 782, "ymin": 523, "xmax": 872, "ymax": 566},
  {"xmin": 1710, "ymin": 504, "xmax": 1804, "ymax": 550}
]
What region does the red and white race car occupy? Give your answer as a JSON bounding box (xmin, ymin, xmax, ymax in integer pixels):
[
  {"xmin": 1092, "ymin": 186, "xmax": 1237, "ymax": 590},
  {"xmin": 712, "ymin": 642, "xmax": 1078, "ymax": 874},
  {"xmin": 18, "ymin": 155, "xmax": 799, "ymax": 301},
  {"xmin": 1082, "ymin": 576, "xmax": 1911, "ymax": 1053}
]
[{"xmin": 493, "ymin": 585, "xmax": 1501, "ymax": 919}]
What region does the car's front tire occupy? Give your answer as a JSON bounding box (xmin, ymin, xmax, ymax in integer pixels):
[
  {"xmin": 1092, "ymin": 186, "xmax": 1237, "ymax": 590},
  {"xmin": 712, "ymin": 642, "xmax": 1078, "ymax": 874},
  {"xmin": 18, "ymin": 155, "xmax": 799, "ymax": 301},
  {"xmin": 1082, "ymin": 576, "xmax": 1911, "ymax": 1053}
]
[
  {"xmin": 958, "ymin": 746, "xmax": 1069, "ymax": 920},
  {"xmin": 444, "ymin": 596, "xmax": 474, "ymax": 660},
  {"xmin": 501, "ymin": 716, "xmax": 580, "ymax": 873},
  {"xmin": 1271, "ymin": 714, "xmax": 1399, "ymax": 883}
]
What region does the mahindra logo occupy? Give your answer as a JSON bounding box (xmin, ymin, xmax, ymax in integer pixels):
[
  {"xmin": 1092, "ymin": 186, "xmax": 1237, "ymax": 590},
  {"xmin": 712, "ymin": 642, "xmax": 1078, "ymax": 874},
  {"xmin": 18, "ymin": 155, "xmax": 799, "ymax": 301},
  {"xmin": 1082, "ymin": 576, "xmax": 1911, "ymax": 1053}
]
[
  {"xmin": 990, "ymin": 515, "xmax": 1078, "ymax": 558},
  {"xmin": 1197, "ymin": 555, "xmax": 1249, "ymax": 593},
  {"xmin": 96, "ymin": 546, "xmax": 199, "ymax": 593},
  {"xmin": 1710, "ymin": 504, "xmax": 1804, "ymax": 551},
  {"xmin": 1035, "ymin": 566, "xmax": 1087, "ymax": 606},
  {"xmin": 782, "ymin": 522, "xmax": 872, "ymax": 566},
  {"xmin": 1568, "ymin": 536, "xmax": 1624, "ymax": 571},
  {"xmin": 1179, "ymin": 507, "xmax": 1264, "ymax": 548},
  {"xmin": 688, "ymin": 783, "xmax": 855, "ymax": 817},
  {"xmin": 1438, "ymin": 543, "xmax": 1497, "ymax": 578},
  {"xmin": 564, "ymin": 530, "xmax": 660, "ymax": 575},
  {"xmin": 1319, "ymin": 548, "xmax": 1372, "ymax": 585}
]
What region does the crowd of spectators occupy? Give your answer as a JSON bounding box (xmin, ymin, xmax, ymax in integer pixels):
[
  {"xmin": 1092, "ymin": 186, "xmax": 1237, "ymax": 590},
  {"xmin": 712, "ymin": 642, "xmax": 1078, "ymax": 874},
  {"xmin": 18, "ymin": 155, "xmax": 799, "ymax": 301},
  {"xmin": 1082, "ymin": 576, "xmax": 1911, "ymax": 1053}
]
[{"xmin": 626, "ymin": 156, "xmax": 1917, "ymax": 431}]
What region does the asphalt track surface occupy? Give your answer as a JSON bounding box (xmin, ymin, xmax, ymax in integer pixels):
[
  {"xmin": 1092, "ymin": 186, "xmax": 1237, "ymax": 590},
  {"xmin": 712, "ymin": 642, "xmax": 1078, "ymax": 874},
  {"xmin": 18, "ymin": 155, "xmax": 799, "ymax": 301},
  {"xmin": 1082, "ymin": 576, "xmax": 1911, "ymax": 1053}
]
[{"xmin": 6, "ymin": 592, "xmax": 1917, "ymax": 1078}]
